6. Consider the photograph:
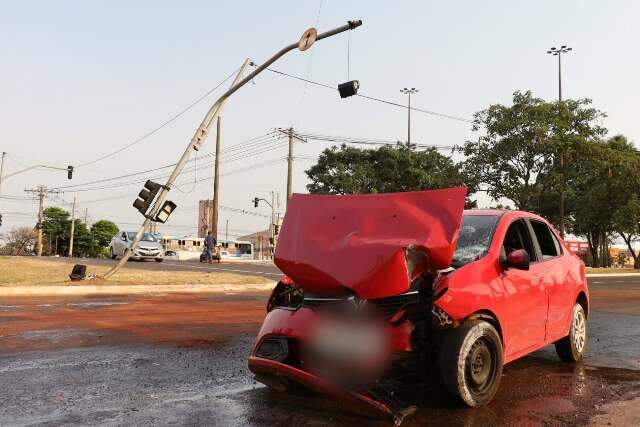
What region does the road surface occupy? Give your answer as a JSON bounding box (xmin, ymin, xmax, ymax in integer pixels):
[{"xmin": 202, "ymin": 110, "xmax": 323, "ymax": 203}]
[{"xmin": 1, "ymin": 265, "xmax": 639, "ymax": 425}]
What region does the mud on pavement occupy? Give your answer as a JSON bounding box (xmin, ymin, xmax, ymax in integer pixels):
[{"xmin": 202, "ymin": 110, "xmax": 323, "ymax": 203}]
[{"xmin": 1, "ymin": 292, "xmax": 640, "ymax": 426}]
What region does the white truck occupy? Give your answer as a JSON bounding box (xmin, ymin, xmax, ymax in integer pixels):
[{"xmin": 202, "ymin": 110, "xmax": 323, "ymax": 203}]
[{"xmin": 109, "ymin": 231, "xmax": 164, "ymax": 262}]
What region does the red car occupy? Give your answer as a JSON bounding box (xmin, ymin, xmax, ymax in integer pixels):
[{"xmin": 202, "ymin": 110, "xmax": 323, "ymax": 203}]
[{"xmin": 249, "ymin": 187, "xmax": 588, "ymax": 423}]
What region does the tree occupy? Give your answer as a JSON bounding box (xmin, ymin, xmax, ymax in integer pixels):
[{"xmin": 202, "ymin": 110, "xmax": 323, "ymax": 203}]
[
  {"xmin": 460, "ymin": 91, "xmax": 606, "ymax": 215},
  {"xmin": 569, "ymin": 135, "xmax": 640, "ymax": 267},
  {"xmin": 2, "ymin": 227, "xmax": 36, "ymax": 255},
  {"xmin": 306, "ymin": 145, "xmax": 475, "ymax": 204},
  {"xmin": 42, "ymin": 207, "xmax": 70, "ymax": 255},
  {"xmin": 90, "ymin": 220, "xmax": 118, "ymax": 257}
]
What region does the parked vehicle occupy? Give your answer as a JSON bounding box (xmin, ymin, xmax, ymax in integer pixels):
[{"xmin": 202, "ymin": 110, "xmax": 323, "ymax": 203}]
[
  {"xmin": 248, "ymin": 188, "xmax": 589, "ymax": 424},
  {"xmin": 108, "ymin": 231, "xmax": 164, "ymax": 262},
  {"xmin": 164, "ymin": 250, "xmax": 178, "ymax": 260}
]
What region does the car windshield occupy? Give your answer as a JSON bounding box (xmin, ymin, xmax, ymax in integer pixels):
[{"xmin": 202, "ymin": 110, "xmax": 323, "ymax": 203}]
[
  {"xmin": 127, "ymin": 232, "xmax": 157, "ymax": 242},
  {"xmin": 451, "ymin": 214, "xmax": 499, "ymax": 268}
]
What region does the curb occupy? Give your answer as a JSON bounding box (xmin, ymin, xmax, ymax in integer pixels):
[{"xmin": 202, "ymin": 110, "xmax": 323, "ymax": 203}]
[{"xmin": 0, "ymin": 282, "xmax": 276, "ymax": 297}]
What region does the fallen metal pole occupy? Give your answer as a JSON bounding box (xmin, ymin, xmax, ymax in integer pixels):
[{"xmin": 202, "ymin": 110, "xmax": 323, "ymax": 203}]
[{"xmin": 102, "ymin": 20, "xmax": 362, "ymax": 279}]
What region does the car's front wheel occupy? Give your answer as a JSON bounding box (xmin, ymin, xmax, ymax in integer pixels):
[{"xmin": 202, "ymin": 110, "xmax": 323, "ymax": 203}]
[
  {"xmin": 110, "ymin": 248, "xmax": 117, "ymax": 260},
  {"xmin": 438, "ymin": 320, "xmax": 503, "ymax": 407},
  {"xmin": 555, "ymin": 303, "xmax": 587, "ymax": 362},
  {"xmin": 155, "ymin": 258, "xmax": 163, "ymax": 263}
]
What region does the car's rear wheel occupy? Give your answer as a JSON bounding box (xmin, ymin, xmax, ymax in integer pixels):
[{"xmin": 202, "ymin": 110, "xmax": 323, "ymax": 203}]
[
  {"xmin": 555, "ymin": 303, "xmax": 587, "ymax": 362},
  {"xmin": 155, "ymin": 258, "xmax": 163, "ymax": 263},
  {"xmin": 438, "ymin": 320, "xmax": 503, "ymax": 407}
]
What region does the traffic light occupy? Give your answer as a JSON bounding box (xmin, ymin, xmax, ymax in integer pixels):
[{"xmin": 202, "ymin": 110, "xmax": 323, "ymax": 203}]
[
  {"xmin": 155, "ymin": 200, "xmax": 177, "ymax": 223},
  {"xmin": 274, "ymin": 224, "xmax": 279, "ymax": 235},
  {"xmin": 133, "ymin": 180, "xmax": 162, "ymax": 216},
  {"xmin": 253, "ymin": 197, "xmax": 259, "ymax": 208},
  {"xmin": 67, "ymin": 165, "xmax": 74, "ymax": 179},
  {"xmin": 338, "ymin": 80, "xmax": 360, "ymax": 98},
  {"xmin": 0, "ymin": 213, "xmax": 3, "ymax": 227}
]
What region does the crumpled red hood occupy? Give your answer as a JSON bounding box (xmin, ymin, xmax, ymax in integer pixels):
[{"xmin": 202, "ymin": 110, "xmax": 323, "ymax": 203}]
[{"xmin": 274, "ymin": 187, "xmax": 467, "ymax": 299}]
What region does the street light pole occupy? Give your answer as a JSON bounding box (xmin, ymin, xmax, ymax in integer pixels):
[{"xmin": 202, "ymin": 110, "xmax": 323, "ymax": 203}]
[
  {"xmin": 400, "ymin": 88, "xmax": 418, "ymax": 149},
  {"xmin": 547, "ymin": 45, "xmax": 572, "ymax": 238},
  {"xmin": 102, "ymin": 20, "xmax": 363, "ymax": 279}
]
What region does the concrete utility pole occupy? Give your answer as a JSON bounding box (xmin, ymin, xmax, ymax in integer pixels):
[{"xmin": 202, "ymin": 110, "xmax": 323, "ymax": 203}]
[
  {"xmin": 276, "ymin": 128, "xmax": 306, "ymax": 207},
  {"xmin": 102, "ymin": 20, "xmax": 362, "ymax": 279},
  {"xmin": 547, "ymin": 45, "xmax": 572, "ymax": 238},
  {"xmin": 209, "ymin": 116, "xmax": 222, "ymax": 238},
  {"xmin": 25, "ymin": 186, "xmax": 59, "ymax": 256},
  {"xmin": 0, "ymin": 152, "xmax": 6, "ymax": 197},
  {"xmin": 400, "ymin": 88, "xmax": 419, "ymax": 149},
  {"xmin": 225, "ymin": 219, "xmax": 229, "ymax": 243},
  {"xmin": 68, "ymin": 196, "xmax": 77, "ymax": 257}
]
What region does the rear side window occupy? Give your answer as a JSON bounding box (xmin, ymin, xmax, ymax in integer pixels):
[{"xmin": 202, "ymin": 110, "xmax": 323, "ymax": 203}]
[{"xmin": 530, "ymin": 221, "xmax": 559, "ymax": 259}]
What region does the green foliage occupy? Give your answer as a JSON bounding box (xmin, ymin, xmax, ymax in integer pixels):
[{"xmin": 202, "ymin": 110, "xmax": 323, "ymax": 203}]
[
  {"xmin": 460, "ymin": 90, "xmax": 606, "ymax": 212},
  {"xmin": 41, "ymin": 207, "xmax": 120, "ymax": 258},
  {"xmin": 305, "ymin": 144, "xmax": 475, "ymax": 205},
  {"xmin": 91, "ymin": 220, "xmax": 119, "ymax": 247}
]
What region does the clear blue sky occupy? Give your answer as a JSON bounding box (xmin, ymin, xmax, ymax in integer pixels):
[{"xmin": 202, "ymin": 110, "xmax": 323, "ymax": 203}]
[{"xmin": 1, "ymin": 0, "xmax": 638, "ymax": 236}]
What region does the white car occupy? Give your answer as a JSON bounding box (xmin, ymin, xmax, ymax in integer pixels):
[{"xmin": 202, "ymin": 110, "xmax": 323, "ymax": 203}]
[{"xmin": 109, "ymin": 231, "xmax": 164, "ymax": 262}]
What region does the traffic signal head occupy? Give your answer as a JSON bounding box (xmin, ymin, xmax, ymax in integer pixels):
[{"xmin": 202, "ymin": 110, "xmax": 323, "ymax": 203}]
[
  {"xmin": 274, "ymin": 224, "xmax": 280, "ymax": 235},
  {"xmin": 155, "ymin": 200, "xmax": 177, "ymax": 223},
  {"xmin": 133, "ymin": 180, "xmax": 162, "ymax": 216},
  {"xmin": 338, "ymin": 80, "xmax": 360, "ymax": 98},
  {"xmin": 253, "ymin": 197, "xmax": 259, "ymax": 208},
  {"xmin": 67, "ymin": 165, "xmax": 74, "ymax": 180}
]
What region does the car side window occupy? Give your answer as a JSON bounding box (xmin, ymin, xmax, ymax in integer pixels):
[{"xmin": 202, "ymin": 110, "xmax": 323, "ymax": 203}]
[
  {"xmin": 530, "ymin": 220, "xmax": 559, "ymax": 260},
  {"xmin": 503, "ymin": 220, "xmax": 537, "ymax": 262}
]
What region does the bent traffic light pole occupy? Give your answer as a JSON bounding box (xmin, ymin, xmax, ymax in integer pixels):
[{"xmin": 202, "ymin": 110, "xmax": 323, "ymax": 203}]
[{"xmin": 102, "ymin": 20, "xmax": 363, "ymax": 279}]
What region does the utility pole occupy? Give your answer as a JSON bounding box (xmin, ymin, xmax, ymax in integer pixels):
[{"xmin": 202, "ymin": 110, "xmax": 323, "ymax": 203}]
[
  {"xmin": 225, "ymin": 219, "xmax": 229, "ymax": 242},
  {"xmin": 84, "ymin": 208, "xmax": 88, "ymax": 225},
  {"xmin": 25, "ymin": 186, "xmax": 59, "ymax": 256},
  {"xmin": 210, "ymin": 116, "xmax": 222, "ymax": 238},
  {"xmin": 400, "ymin": 88, "xmax": 418, "ymax": 149},
  {"xmin": 547, "ymin": 45, "xmax": 572, "ymax": 238},
  {"xmin": 0, "ymin": 152, "xmax": 6, "ymax": 197},
  {"xmin": 68, "ymin": 196, "xmax": 77, "ymax": 257},
  {"xmin": 276, "ymin": 128, "xmax": 306, "ymax": 207}
]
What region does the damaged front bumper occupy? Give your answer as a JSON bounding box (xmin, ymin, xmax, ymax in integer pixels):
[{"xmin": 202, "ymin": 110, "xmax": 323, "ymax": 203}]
[{"xmin": 248, "ymin": 293, "xmax": 451, "ymax": 425}]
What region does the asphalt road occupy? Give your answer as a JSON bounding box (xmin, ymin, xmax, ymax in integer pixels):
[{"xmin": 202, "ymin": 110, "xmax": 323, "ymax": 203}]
[{"xmin": 1, "ymin": 266, "xmax": 640, "ymax": 426}]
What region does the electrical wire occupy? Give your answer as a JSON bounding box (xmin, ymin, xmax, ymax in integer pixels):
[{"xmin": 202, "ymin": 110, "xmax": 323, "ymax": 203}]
[
  {"xmin": 263, "ymin": 67, "xmax": 473, "ymax": 124},
  {"xmin": 75, "ymin": 66, "xmax": 242, "ymax": 168}
]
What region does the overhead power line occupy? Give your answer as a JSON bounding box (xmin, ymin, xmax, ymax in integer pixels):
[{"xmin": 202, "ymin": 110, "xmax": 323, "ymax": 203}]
[
  {"xmin": 75, "ymin": 66, "xmax": 242, "ymax": 168},
  {"xmin": 263, "ymin": 67, "xmax": 473, "ymax": 124}
]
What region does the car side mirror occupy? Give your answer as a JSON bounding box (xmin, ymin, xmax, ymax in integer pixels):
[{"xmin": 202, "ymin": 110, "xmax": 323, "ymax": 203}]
[
  {"xmin": 121, "ymin": 236, "xmax": 127, "ymax": 241},
  {"xmin": 506, "ymin": 249, "xmax": 530, "ymax": 270}
]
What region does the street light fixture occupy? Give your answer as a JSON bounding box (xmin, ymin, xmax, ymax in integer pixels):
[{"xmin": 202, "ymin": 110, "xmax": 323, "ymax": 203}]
[
  {"xmin": 547, "ymin": 45, "xmax": 572, "ymax": 238},
  {"xmin": 400, "ymin": 87, "xmax": 419, "ymax": 149}
]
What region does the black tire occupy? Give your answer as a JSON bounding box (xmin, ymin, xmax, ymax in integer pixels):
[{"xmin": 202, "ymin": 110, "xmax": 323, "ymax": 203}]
[
  {"xmin": 110, "ymin": 248, "xmax": 116, "ymax": 260},
  {"xmin": 155, "ymin": 258, "xmax": 163, "ymax": 263},
  {"xmin": 438, "ymin": 320, "xmax": 503, "ymax": 407},
  {"xmin": 555, "ymin": 303, "xmax": 587, "ymax": 362}
]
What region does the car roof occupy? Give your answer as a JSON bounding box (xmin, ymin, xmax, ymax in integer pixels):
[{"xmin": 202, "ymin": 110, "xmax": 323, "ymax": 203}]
[{"xmin": 463, "ymin": 209, "xmax": 553, "ymax": 225}]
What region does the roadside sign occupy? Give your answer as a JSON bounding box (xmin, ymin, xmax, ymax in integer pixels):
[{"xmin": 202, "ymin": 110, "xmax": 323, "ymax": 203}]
[{"xmin": 298, "ymin": 28, "xmax": 317, "ymax": 51}]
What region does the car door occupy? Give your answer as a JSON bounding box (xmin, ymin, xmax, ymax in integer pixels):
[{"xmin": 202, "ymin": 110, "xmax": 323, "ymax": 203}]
[
  {"xmin": 501, "ymin": 219, "xmax": 548, "ymax": 358},
  {"xmin": 528, "ymin": 219, "xmax": 566, "ymax": 341}
]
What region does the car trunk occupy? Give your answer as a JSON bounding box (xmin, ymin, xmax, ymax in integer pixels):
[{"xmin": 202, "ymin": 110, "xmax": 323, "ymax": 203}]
[{"xmin": 274, "ymin": 187, "xmax": 467, "ymax": 299}]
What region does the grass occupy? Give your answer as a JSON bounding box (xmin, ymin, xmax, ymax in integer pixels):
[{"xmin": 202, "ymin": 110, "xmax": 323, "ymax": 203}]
[{"xmin": 0, "ymin": 256, "xmax": 272, "ymax": 287}]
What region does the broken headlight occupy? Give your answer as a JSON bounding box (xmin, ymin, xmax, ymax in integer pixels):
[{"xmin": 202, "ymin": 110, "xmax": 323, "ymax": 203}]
[{"xmin": 266, "ymin": 281, "xmax": 304, "ymax": 312}]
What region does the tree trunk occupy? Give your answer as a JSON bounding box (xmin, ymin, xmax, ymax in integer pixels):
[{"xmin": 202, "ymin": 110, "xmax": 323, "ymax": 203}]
[{"xmin": 588, "ymin": 232, "xmax": 600, "ymax": 268}]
